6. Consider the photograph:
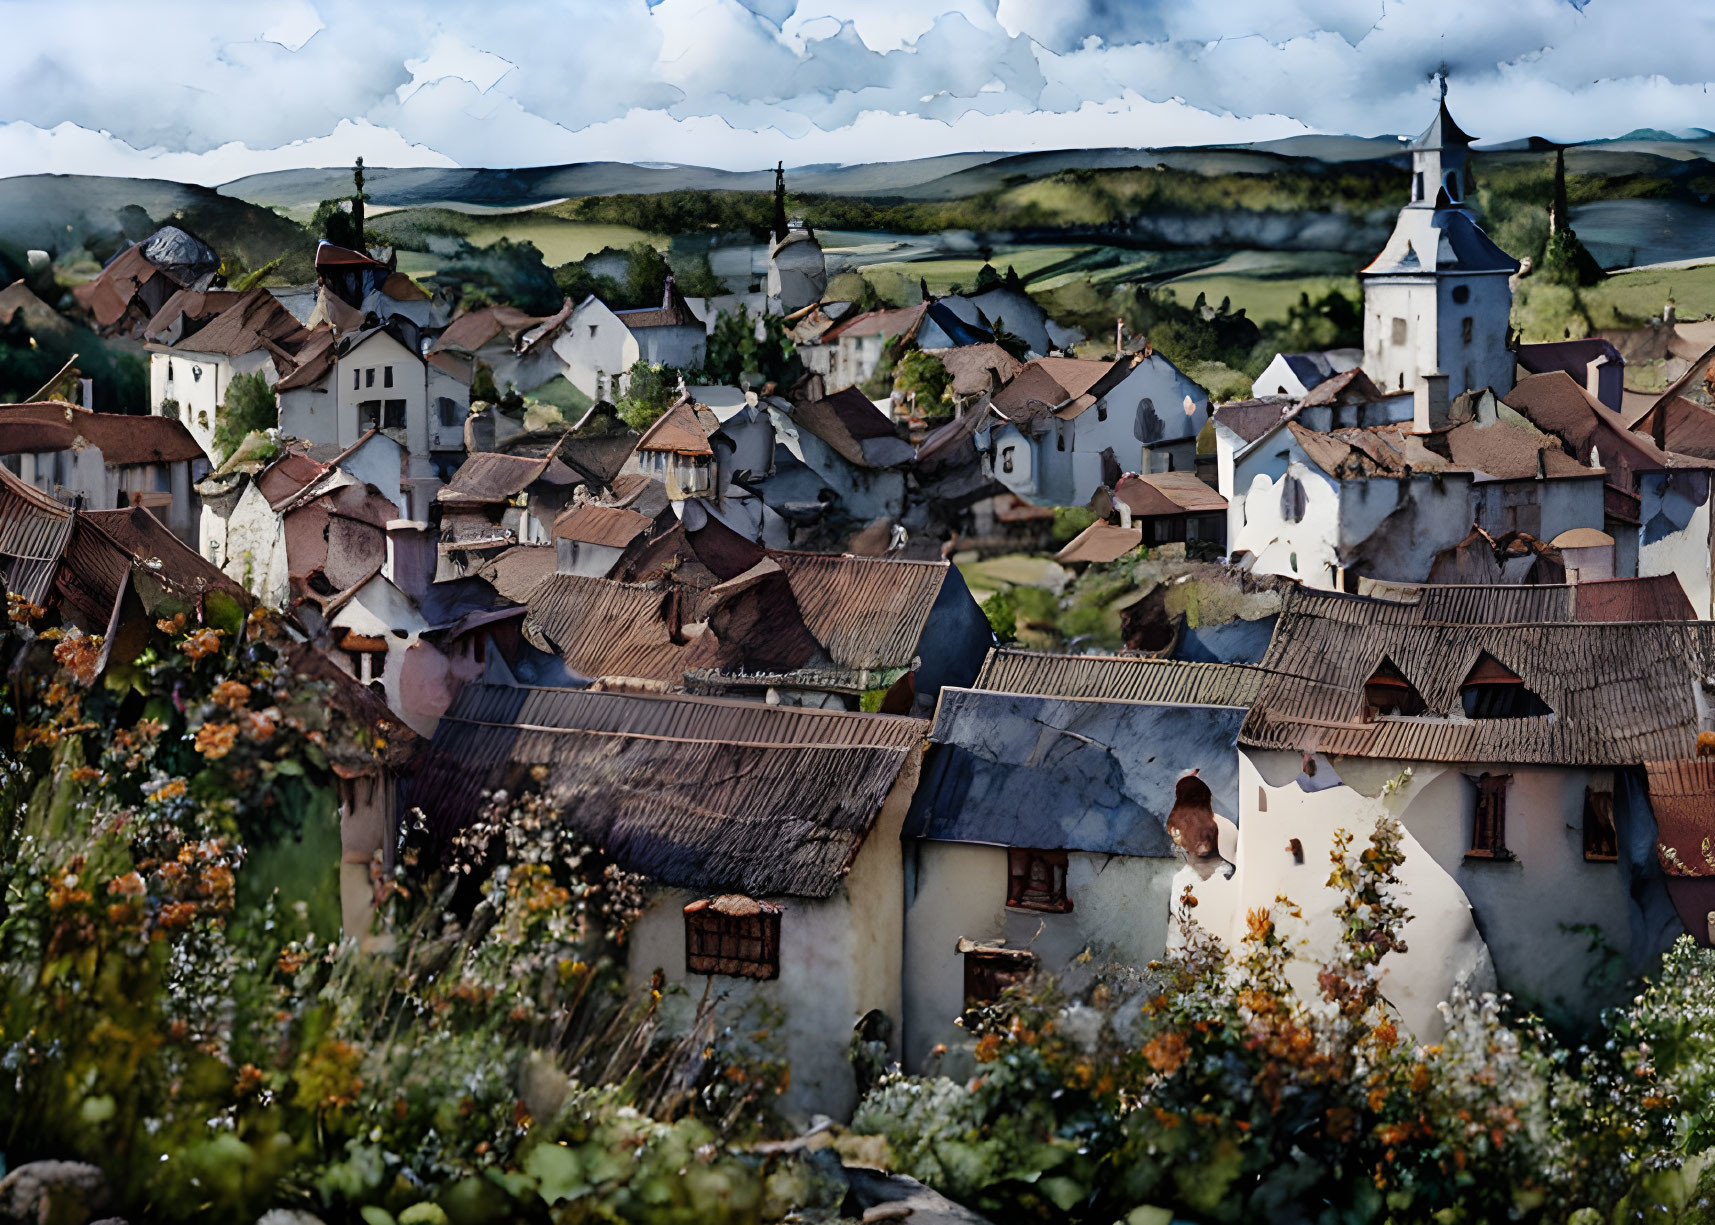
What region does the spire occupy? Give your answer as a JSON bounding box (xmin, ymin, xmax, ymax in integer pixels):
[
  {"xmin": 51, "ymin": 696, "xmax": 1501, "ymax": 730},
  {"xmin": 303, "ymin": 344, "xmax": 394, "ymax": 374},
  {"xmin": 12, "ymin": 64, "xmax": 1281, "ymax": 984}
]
[
  {"xmin": 1549, "ymin": 146, "xmax": 1570, "ymax": 235},
  {"xmin": 351, "ymin": 156, "xmax": 366, "ymax": 248},
  {"xmin": 772, "ymin": 161, "xmax": 788, "ymax": 245}
]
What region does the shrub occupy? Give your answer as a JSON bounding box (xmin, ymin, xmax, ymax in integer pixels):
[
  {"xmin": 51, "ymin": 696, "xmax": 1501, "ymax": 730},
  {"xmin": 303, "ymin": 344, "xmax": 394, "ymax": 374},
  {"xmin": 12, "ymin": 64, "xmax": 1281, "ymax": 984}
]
[
  {"xmin": 212, "ymin": 370, "xmax": 277, "ymax": 460},
  {"xmin": 615, "ymin": 359, "xmax": 682, "ymax": 429}
]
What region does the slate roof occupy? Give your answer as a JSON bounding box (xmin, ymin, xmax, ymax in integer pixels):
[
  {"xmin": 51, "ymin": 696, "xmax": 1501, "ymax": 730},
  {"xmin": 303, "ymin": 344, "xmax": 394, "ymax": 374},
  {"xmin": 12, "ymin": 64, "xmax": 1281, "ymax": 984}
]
[
  {"xmin": 789, "ymin": 388, "xmax": 912, "ymax": 468},
  {"xmin": 904, "ymin": 686, "xmax": 1243, "ymax": 856},
  {"xmin": 1409, "ymin": 100, "xmax": 1476, "ymax": 150},
  {"xmin": 975, "ymin": 648, "xmax": 1267, "ymax": 708},
  {"xmin": 1241, "ymin": 585, "xmax": 1715, "ymax": 765},
  {"xmin": 407, "ymin": 682, "xmax": 925, "ymax": 897},
  {"xmin": 1361, "ymin": 208, "xmax": 1518, "ymax": 277},
  {"xmin": 0, "ymin": 402, "xmax": 206, "ymax": 466},
  {"xmin": 1516, "ymin": 338, "xmax": 1623, "ymax": 381}
]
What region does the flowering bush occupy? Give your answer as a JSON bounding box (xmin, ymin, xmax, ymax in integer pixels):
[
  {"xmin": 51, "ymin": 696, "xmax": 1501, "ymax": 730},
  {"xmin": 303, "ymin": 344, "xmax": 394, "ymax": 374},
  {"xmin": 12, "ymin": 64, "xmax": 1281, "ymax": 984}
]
[
  {"xmin": 853, "ymin": 818, "xmax": 1715, "ymax": 1224},
  {"xmin": 0, "ymin": 599, "xmax": 804, "ymax": 1223}
]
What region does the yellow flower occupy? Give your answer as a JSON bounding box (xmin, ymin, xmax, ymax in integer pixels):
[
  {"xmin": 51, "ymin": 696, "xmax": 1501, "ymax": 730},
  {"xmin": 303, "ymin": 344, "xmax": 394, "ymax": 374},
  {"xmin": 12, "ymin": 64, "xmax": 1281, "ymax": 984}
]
[{"xmin": 194, "ymin": 722, "xmax": 238, "ymax": 759}]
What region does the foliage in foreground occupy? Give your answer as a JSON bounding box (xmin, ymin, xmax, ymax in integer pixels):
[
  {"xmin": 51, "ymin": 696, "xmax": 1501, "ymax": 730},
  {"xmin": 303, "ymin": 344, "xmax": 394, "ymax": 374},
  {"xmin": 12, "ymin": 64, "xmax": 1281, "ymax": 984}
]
[
  {"xmin": 0, "ymin": 600, "xmax": 805, "ymax": 1224},
  {"xmin": 854, "ymin": 819, "xmax": 1715, "ymax": 1224}
]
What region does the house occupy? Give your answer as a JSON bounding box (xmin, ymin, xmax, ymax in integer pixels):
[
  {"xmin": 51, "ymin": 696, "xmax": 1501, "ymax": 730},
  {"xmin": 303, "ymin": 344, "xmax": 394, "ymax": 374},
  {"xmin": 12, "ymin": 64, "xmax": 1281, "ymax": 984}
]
[
  {"xmin": 611, "ymin": 277, "xmax": 707, "ymax": 373},
  {"xmin": 1228, "ymin": 384, "xmax": 1608, "ymax": 590},
  {"xmin": 1228, "ymin": 584, "xmax": 1712, "ymax": 1031},
  {"xmin": 901, "ymin": 648, "xmax": 1264, "ymax": 1072},
  {"xmin": 430, "ymin": 300, "xmax": 573, "ymax": 396},
  {"xmin": 765, "ymin": 387, "xmax": 915, "ymax": 527},
  {"xmin": 1111, "ymin": 470, "xmax": 1228, "ymax": 552},
  {"xmin": 435, "ymin": 450, "xmax": 590, "ymax": 580},
  {"xmin": 525, "ymin": 515, "xmax": 990, "ymax": 711},
  {"xmin": 1505, "ymin": 370, "xmax": 1715, "ymax": 607},
  {"xmin": 628, "ymin": 398, "xmax": 719, "ymax": 497},
  {"xmin": 1359, "ymin": 95, "xmax": 1518, "ymax": 401},
  {"xmin": 984, "ymin": 352, "xmax": 1211, "ymax": 507},
  {"xmin": 275, "ymin": 320, "xmax": 471, "ymax": 514},
  {"xmin": 0, "ymin": 401, "xmax": 209, "ymax": 543},
  {"xmin": 1251, "ymin": 348, "xmax": 1362, "ymax": 399},
  {"xmin": 146, "ymin": 288, "xmax": 325, "ymax": 458},
  {"xmin": 798, "ymin": 303, "xmax": 926, "ymax": 393},
  {"xmin": 72, "ymin": 225, "xmax": 220, "ymax": 338},
  {"xmin": 407, "ymin": 683, "xmax": 928, "ymax": 1120},
  {"xmin": 553, "ymin": 503, "xmax": 658, "ymax": 578}
]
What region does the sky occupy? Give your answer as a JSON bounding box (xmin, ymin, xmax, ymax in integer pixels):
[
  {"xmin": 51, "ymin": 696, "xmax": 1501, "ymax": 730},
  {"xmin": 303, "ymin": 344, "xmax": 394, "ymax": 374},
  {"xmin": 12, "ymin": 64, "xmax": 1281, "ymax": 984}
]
[{"xmin": 4, "ymin": 0, "xmax": 1713, "ymax": 185}]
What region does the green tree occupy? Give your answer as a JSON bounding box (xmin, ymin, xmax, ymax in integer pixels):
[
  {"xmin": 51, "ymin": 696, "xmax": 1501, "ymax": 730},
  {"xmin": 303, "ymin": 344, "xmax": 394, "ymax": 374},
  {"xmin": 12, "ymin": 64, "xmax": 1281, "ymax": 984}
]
[
  {"xmin": 623, "ymin": 241, "xmax": 671, "ymax": 309},
  {"xmin": 702, "ymin": 306, "xmax": 798, "ymax": 389},
  {"xmin": 306, "ymin": 197, "xmax": 367, "ymax": 250},
  {"xmin": 895, "ymin": 349, "xmax": 951, "ymax": 415},
  {"xmin": 615, "ymin": 360, "xmax": 682, "ymax": 430},
  {"xmin": 671, "ymin": 251, "xmax": 726, "ymax": 299},
  {"xmin": 212, "ymin": 370, "xmax": 277, "ymax": 460}
]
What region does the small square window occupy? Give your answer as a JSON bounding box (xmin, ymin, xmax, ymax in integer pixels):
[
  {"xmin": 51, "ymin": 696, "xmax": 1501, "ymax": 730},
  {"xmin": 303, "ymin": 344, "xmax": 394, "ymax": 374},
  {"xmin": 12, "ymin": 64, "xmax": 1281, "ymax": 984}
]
[
  {"xmin": 964, "ymin": 947, "xmax": 1036, "ymax": 1004},
  {"xmin": 684, "ymin": 897, "xmax": 781, "ymax": 979},
  {"xmin": 1007, "ymin": 848, "xmax": 1071, "ymax": 913}
]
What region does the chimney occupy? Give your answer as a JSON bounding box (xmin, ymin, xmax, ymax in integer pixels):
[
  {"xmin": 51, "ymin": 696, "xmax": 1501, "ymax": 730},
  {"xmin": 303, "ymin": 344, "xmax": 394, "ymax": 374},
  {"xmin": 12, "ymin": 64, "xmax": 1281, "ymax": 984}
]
[
  {"xmin": 1117, "ymin": 498, "xmax": 1133, "ymax": 530},
  {"xmin": 79, "ymin": 378, "xmax": 93, "ymax": 411},
  {"xmin": 464, "ymin": 405, "xmax": 495, "ymax": 454},
  {"xmin": 1586, "ymin": 351, "xmax": 1610, "ymax": 408},
  {"xmin": 1413, "ymin": 372, "xmax": 1450, "ymax": 433}
]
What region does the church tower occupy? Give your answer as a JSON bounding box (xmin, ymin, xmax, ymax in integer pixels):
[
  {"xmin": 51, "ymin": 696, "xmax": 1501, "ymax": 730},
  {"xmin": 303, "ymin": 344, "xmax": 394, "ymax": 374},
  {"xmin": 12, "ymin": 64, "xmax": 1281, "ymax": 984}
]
[{"xmin": 1361, "ymin": 81, "xmax": 1519, "ymax": 419}]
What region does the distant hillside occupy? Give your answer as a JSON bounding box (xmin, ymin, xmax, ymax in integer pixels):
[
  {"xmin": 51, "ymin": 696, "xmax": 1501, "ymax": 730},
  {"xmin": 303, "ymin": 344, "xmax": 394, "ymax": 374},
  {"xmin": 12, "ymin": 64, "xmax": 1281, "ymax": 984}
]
[{"xmin": 0, "ymin": 175, "xmax": 317, "ymax": 282}]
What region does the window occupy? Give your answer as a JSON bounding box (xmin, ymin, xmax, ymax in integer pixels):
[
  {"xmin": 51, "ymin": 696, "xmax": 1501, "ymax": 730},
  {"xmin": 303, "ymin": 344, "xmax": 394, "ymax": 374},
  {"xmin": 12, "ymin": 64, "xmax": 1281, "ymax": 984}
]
[
  {"xmin": 383, "ymin": 399, "xmax": 407, "ymax": 429},
  {"xmin": 1096, "ymin": 403, "xmax": 1107, "ymax": 422},
  {"xmin": 1364, "ymin": 657, "xmax": 1426, "ymax": 717},
  {"xmin": 383, "ymin": 365, "xmax": 394, "ymax": 388},
  {"xmin": 365, "ymin": 368, "xmax": 375, "ymax": 389},
  {"xmin": 1469, "ymin": 773, "xmax": 1511, "ymax": 857},
  {"xmin": 1461, "ymin": 317, "xmax": 1474, "ymax": 345},
  {"xmin": 1452, "ymin": 284, "xmax": 1470, "ymax": 304},
  {"xmin": 1413, "ymin": 171, "xmax": 1424, "ymax": 201},
  {"xmin": 1391, "ymin": 317, "xmax": 1408, "ymax": 346},
  {"xmin": 353, "ymin": 368, "xmax": 361, "ymax": 391},
  {"xmin": 1007, "ymin": 849, "xmax": 1071, "ymax": 913},
  {"xmin": 358, "ymin": 400, "xmax": 381, "ymax": 431},
  {"xmin": 1460, "ymin": 652, "xmax": 1552, "ymax": 719},
  {"xmin": 1056, "ymin": 432, "xmax": 1066, "ymax": 452},
  {"xmin": 684, "ymin": 897, "xmax": 781, "ymax": 979},
  {"xmin": 166, "ymin": 361, "xmax": 173, "ymax": 381},
  {"xmin": 1001, "ymin": 446, "xmax": 1015, "ymax": 474},
  {"xmin": 1584, "ymin": 788, "xmax": 1618, "ymax": 862},
  {"xmin": 438, "ymin": 397, "xmax": 460, "ymax": 428},
  {"xmin": 589, "ymin": 324, "xmax": 598, "ymax": 338},
  {"xmin": 963, "ymin": 946, "xmax": 1036, "ymax": 1004},
  {"xmin": 1279, "ymin": 475, "xmax": 1307, "ymax": 523}
]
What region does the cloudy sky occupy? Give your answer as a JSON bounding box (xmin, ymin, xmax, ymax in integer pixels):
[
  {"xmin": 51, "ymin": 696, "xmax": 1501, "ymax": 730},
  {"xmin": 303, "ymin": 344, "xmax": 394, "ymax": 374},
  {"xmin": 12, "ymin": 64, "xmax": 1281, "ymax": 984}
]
[{"xmin": 4, "ymin": 0, "xmax": 1711, "ymax": 184}]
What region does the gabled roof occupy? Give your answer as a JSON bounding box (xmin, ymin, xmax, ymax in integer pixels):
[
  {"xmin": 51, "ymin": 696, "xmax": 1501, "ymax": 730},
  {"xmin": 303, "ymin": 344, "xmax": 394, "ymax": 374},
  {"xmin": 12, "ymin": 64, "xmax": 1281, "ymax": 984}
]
[
  {"xmin": 1516, "ymin": 338, "xmax": 1623, "ymax": 381},
  {"xmin": 407, "ymin": 683, "xmax": 925, "ymax": 897},
  {"xmin": 975, "ymin": 647, "xmax": 1267, "ymax": 708},
  {"xmin": 0, "ymin": 402, "xmax": 206, "ymax": 466},
  {"xmin": 991, "ymin": 355, "xmax": 1134, "ymax": 424},
  {"xmin": 904, "ymin": 686, "xmax": 1242, "ymax": 857},
  {"xmin": 314, "ymin": 240, "xmax": 389, "ymax": 272},
  {"xmin": 1506, "ymin": 370, "xmax": 1707, "ymax": 472},
  {"xmin": 789, "ymin": 387, "xmax": 913, "ymax": 468},
  {"xmin": 475, "ymin": 544, "xmax": 558, "ymax": 604},
  {"xmin": 553, "ymin": 503, "xmax": 653, "ymax": 549},
  {"xmin": 612, "ymin": 278, "xmax": 701, "ymax": 330},
  {"xmin": 159, "ymin": 288, "xmax": 317, "ymax": 362},
  {"xmin": 431, "ymin": 303, "xmax": 555, "ymax": 355},
  {"xmin": 1213, "ymin": 396, "xmax": 1297, "ymax": 444},
  {"xmin": 1350, "ymin": 575, "xmax": 1695, "ymax": 624},
  {"xmin": 1299, "ymin": 367, "xmax": 1384, "ymax": 408},
  {"xmin": 141, "ymin": 288, "xmax": 244, "ymax": 344},
  {"xmin": 1055, "ymin": 521, "xmax": 1142, "ymax": 564},
  {"xmin": 819, "ymin": 302, "xmax": 925, "ymax": 343},
  {"xmin": 57, "ymin": 506, "xmax": 248, "ymax": 630},
  {"xmin": 1114, "ymin": 470, "xmax": 1227, "ymax": 516},
  {"xmin": 636, "ymin": 398, "xmax": 714, "ymax": 456},
  {"xmin": 1361, "ymin": 208, "xmax": 1518, "ymax": 277},
  {"xmin": 438, "ymin": 451, "xmax": 584, "ymax": 504},
  {"xmin": 1241, "ymin": 584, "xmax": 1715, "ymax": 765}
]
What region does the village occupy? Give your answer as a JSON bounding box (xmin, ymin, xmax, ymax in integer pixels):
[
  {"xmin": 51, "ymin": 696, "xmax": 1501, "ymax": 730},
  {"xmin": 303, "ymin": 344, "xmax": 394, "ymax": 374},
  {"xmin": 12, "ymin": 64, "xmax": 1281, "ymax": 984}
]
[{"xmin": 9, "ymin": 89, "xmax": 1715, "ymax": 1204}]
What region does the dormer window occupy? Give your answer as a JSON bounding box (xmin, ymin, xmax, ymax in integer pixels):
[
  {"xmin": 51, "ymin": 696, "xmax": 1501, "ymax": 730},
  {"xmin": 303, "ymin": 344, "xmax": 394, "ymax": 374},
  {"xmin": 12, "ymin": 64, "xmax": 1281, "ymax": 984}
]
[
  {"xmin": 1460, "ymin": 652, "xmax": 1552, "ymax": 719},
  {"xmin": 1364, "ymin": 656, "xmax": 1426, "ymax": 718}
]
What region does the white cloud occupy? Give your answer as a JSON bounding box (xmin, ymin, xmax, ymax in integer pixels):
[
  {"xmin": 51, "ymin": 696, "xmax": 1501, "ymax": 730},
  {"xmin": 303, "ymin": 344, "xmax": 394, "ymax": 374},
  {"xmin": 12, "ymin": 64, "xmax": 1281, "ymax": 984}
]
[{"xmin": 0, "ymin": 0, "xmax": 1710, "ymax": 182}]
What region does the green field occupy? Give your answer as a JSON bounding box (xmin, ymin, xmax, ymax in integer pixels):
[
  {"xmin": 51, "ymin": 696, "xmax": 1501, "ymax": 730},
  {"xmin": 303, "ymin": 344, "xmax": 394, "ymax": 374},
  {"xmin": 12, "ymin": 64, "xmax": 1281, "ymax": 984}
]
[
  {"xmin": 1513, "ymin": 263, "xmax": 1715, "ymax": 345},
  {"xmin": 1157, "ymin": 250, "xmax": 1365, "ymax": 325}
]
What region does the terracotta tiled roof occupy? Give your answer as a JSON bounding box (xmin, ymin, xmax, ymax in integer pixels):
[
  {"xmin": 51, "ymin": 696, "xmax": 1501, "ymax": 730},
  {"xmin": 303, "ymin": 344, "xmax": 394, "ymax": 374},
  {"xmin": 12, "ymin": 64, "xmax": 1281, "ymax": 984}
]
[
  {"xmin": 438, "ymin": 452, "xmax": 583, "ymax": 504},
  {"xmin": 1508, "ymin": 370, "xmax": 1708, "ymax": 473},
  {"xmin": 975, "ymin": 647, "xmax": 1266, "ymax": 708},
  {"xmin": 636, "ymin": 399, "xmax": 713, "ymax": 455},
  {"xmin": 1241, "ymin": 585, "xmax": 1715, "ymax": 765},
  {"xmin": 1055, "ymin": 521, "xmax": 1142, "ymax": 564},
  {"xmin": 1645, "ymin": 760, "xmax": 1715, "ymax": 877},
  {"xmin": 141, "ymin": 288, "xmax": 244, "ymax": 344},
  {"xmin": 991, "ymin": 356, "xmax": 1132, "ymax": 424},
  {"xmin": 314, "ymin": 241, "xmax": 389, "ymax": 271},
  {"xmin": 406, "ymin": 682, "xmax": 924, "ymax": 896},
  {"xmin": 0, "ymin": 462, "xmax": 73, "ymax": 604},
  {"xmin": 1299, "ymin": 367, "xmax": 1384, "ymax": 408},
  {"xmin": 1114, "ymin": 471, "xmax": 1226, "ymax": 516},
  {"xmin": 612, "ymin": 279, "xmax": 700, "ymax": 330},
  {"xmin": 431, "ymin": 304, "xmax": 550, "ymax": 355},
  {"xmin": 161, "ymin": 288, "xmax": 316, "ymax": 362},
  {"xmin": 0, "ymin": 402, "xmax": 206, "ymax": 466},
  {"xmin": 476, "ymin": 544, "xmax": 558, "ymax": 604},
  {"xmin": 819, "ymin": 302, "xmax": 925, "ymax": 342}
]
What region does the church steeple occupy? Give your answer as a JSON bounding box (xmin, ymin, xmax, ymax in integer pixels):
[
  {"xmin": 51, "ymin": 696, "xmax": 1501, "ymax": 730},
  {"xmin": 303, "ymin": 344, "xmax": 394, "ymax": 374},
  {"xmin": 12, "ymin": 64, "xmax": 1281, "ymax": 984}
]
[{"xmin": 1408, "ymin": 73, "xmax": 1475, "ymax": 208}]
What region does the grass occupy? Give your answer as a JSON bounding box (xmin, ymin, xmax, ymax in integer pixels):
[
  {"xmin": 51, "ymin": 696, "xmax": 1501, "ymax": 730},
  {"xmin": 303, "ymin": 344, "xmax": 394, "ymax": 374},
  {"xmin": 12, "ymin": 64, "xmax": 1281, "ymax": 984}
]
[
  {"xmin": 1512, "ymin": 264, "xmax": 1715, "ymax": 344},
  {"xmin": 1156, "ymin": 250, "xmax": 1365, "ymax": 326},
  {"xmin": 369, "ymin": 206, "xmax": 664, "ymax": 266}
]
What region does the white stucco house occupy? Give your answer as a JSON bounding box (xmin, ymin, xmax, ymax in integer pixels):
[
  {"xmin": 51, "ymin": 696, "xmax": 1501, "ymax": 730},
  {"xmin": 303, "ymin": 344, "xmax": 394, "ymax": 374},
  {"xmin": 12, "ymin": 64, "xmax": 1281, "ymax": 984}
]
[
  {"xmin": 901, "ymin": 651, "xmax": 1263, "ymax": 1073},
  {"xmin": 1252, "ymin": 349, "xmax": 1362, "ymax": 399},
  {"xmin": 1220, "ymin": 584, "xmax": 1705, "ymax": 1032},
  {"xmin": 409, "ymin": 684, "xmax": 929, "ymax": 1122}
]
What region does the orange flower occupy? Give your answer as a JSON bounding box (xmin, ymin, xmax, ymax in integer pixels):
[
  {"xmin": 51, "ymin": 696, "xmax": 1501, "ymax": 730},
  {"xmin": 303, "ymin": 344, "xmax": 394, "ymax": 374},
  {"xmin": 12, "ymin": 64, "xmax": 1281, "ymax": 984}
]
[
  {"xmin": 156, "ymin": 612, "xmax": 187, "ymax": 635},
  {"xmin": 210, "ymin": 679, "xmax": 252, "ymax": 709},
  {"xmin": 180, "ymin": 627, "xmax": 224, "ymax": 661},
  {"xmin": 147, "ymin": 778, "xmax": 188, "ymax": 803},
  {"xmin": 106, "ymin": 872, "xmax": 145, "ymax": 897},
  {"xmin": 158, "ymin": 901, "xmax": 198, "ymax": 929},
  {"xmin": 68, "ymin": 766, "xmax": 102, "ymax": 783},
  {"xmin": 974, "ymin": 1033, "xmax": 1003, "ymax": 1063},
  {"xmin": 235, "ymin": 1064, "xmax": 265, "ymax": 1097},
  {"xmin": 53, "ymin": 633, "xmax": 104, "ymax": 686},
  {"xmin": 1142, "ymin": 1030, "xmax": 1191, "ymax": 1076},
  {"xmin": 194, "ymin": 722, "xmax": 238, "ymax": 759},
  {"xmin": 240, "ymin": 708, "xmax": 278, "ymax": 741}
]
